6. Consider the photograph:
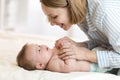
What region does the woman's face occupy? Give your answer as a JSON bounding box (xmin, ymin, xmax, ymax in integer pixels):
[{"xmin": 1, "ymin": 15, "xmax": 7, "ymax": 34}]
[{"xmin": 41, "ymin": 4, "xmax": 72, "ymax": 30}]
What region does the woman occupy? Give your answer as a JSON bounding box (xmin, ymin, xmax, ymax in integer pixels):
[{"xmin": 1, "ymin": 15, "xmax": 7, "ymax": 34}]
[{"xmin": 40, "ymin": 0, "xmax": 120, "ymax": 74}]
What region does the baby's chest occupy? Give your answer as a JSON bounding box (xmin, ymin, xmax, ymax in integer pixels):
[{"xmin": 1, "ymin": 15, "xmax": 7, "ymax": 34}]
[{"xmin": 47, "ymin": 57, "xmax": 64, "ymax": 72}]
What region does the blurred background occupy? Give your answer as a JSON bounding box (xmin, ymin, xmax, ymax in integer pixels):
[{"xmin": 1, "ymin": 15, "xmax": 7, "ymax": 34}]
[{"xmin": 0, "ymin": 0, "xmax": 88, "ymax": 41}]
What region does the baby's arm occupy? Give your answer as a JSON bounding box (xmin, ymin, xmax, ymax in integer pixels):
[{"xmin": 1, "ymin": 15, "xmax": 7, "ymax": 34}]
[
  {"xmin": 49, "ymin": 47, "xmax": 90, "ymax": 72},
  {"xmin": 64, "ymin": 59, "xmax": 91, "ymax": 72},
  {"xmin": 46, "ymin": 56, "xmax": 90, "ymax": 73}
]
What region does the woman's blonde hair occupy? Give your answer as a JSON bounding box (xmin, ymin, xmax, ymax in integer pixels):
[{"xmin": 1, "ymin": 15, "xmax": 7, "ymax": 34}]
[{"xmin": 40, "ymin": 0, "xmax": 87, "ymax": 24}]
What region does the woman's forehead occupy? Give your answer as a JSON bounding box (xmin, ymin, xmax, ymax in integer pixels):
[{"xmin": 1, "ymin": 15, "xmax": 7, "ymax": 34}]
[{"xmin": 41, "ymin": 3, "xmax": 63, "ymax": 15}]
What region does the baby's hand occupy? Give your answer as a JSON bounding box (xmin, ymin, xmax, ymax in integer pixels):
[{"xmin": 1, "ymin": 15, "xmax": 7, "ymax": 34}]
[{"xmin": 55, "ymin": 36, "xmax": 77, "ymax": 49}]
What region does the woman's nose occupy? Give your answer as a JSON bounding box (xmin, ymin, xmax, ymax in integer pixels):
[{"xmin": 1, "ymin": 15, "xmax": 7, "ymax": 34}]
[{"xmin": 50, "ymin": 21, "xmax": 56, "ymax": 26}]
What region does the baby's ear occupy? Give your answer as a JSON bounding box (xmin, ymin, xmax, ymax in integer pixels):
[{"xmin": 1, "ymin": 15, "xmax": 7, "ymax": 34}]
[{"xmin": 35, "ymin": 63, "xmax": 45, "ymax": 70}]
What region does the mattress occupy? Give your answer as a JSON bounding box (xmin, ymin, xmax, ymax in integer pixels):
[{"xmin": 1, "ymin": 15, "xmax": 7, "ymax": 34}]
[{"xmin": 0, "ymin": 31, "xmax": 119, "ymax": 80}]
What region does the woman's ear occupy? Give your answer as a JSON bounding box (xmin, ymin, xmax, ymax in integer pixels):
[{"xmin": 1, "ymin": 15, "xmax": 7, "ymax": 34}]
[{"xmin": 35, "ymin": 63, "xmax": 45, "ymax": 69}]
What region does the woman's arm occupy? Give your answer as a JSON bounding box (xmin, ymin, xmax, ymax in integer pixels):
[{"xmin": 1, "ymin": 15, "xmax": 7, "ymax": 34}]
[{"xmin": 96, "ymin": 5, "xmax": 120, "ymax": 69}]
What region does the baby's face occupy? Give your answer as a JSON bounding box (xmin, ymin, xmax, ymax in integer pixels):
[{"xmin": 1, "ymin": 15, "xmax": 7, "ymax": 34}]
[{"xmin": 25, "ymin": 43, "xmax": 53, "ymax": 68}]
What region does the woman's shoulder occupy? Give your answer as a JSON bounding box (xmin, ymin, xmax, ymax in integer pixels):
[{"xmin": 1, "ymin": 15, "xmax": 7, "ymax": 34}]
[
  {"xmin": 87, "ymin": 0, "xmax": 120, "ymax": 12},
  {"xmin": 87, "ymin": 0, "xmax": 105, "ymax": 18}
]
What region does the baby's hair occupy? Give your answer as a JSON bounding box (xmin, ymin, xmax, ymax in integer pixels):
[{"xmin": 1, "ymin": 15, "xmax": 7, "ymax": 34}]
[{"xmin": 17, "ymin": 43, "xmax": 36, "ymax": 70}]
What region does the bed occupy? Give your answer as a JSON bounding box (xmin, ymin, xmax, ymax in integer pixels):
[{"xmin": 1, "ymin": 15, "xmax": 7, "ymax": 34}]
[{"xmin": 0, "ymin": 31, "xmax": 119, "ymax": 80}]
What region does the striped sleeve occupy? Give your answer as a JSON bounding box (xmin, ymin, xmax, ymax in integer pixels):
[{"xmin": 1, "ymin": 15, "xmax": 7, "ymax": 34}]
[{"xmin": 96, "ymin": 2, "xmax": 120, "ymax": 68}]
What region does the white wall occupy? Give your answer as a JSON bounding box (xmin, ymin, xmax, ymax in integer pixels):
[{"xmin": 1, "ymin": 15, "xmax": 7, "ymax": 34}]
[
  {"xmin": 0, "ymin": 0, "xmax": 88, "ymax": 41},
  {"xmin": 0, "ymin": 0, "xmax": 1, "ymax": 28},
  {"xmin": 17, "ymin": 0, "xmax": 70, "ymax": 37}
]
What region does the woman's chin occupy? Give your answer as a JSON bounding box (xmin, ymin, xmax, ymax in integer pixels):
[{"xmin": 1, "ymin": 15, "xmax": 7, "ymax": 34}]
[
  {"xmin": 63, "ymin": 28, "xmax": 69, "ymax": 31},
  {"xmin": 61, "ymin": 26, "xmax": 70, "ymax": 31},
  {"xmin": 63, "ymin": 27, "xmax": 71, "ymax": 31}
]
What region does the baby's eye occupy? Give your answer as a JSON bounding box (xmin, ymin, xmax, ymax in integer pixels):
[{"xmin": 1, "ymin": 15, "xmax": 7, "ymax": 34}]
[{"xmin": 38, "ymin": 46, "xmax": 41, "ymax": 52}]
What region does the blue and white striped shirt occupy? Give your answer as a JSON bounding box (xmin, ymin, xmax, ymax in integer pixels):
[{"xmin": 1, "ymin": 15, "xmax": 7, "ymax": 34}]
[{"xmin": 77, "ymin": 0, "xmax": 120, "ymax": 69}]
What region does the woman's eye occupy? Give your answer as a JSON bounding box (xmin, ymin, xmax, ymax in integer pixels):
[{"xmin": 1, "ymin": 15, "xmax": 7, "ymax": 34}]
[{"xmin": 52, "ymin": 16, "xmax": 57, "ymax": 19}]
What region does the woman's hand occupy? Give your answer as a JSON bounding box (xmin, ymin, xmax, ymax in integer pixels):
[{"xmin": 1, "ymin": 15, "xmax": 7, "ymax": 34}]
[
  {"xmin": 58, "ymin": 42, "xmax": 87, "ymax": 60},
  {"xmin": 55, "ymin": 36, "xmax": 87, "ymax": 49},
  {"xmin": 55, "ymin": 36, "xmax": 77, "ymax": 49},
  {"xmin": 55, "ymin": 36, "xmax": 97, "ymax": 62},
  {"xmin": 59, "ymin": 41, "xmax": 97, "ymax": 62}
]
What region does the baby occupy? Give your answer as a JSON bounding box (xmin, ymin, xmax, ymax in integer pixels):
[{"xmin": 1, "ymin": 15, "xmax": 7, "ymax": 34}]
[{"xmin": 17, "ymin": 43, "xmax": 91, "ymax": 73}]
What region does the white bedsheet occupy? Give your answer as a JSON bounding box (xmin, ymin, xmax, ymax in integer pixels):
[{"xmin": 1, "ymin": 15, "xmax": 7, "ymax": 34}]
[{"xmin": 0, "ymin": 31, "xmax": 120, "ymax": 80}]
